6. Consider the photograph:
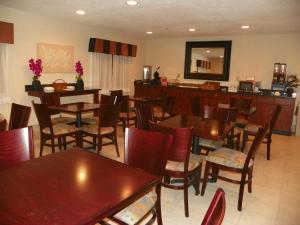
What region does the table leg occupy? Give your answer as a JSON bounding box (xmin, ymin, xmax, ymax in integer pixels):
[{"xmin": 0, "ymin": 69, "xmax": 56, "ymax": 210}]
[
  {"xmin": 76, "ymin": 131, "xmax": 83, "ymax": 148},
  {"xmin": 76, "ymin": 112, "xmax": 82, "ymax": 127},
  {"xmin": 192, "ymin": 136, "xmax": 200, "ymax": 154}
]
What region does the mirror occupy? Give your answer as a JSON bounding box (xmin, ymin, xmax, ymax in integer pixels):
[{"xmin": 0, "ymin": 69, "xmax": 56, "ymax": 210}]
[{"xmin": 184, "ymin": 41, "xmax": 232, "ymax": 81}]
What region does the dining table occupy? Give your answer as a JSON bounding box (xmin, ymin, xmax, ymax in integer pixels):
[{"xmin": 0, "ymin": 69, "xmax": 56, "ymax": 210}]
[
  {"xmin": 158, "ymin": 114, "xmax": 236, "ymax": 154},
  {"xmin": 0, "ymin": 148, "xmax": 162, "ymax": 225}
]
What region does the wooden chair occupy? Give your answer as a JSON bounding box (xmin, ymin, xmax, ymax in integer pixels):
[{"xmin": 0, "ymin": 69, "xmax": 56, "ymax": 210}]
[
  {"xmin": 149, "ymin": 121, "xmax": 202, "ymax": 217},
  {"xmin": 135, "ymin": 102, "xmax": 155, "ymax": 130},
  {"xmin": 229, "ymin": 98, "xmax": 252, "ymax": 128},
  {"xmin": 201, "ymin": 123, "xmax": 269, "ymax": 211},
  {"xmin": 110, "ymin": 89, "xmax": 123, "ymax": 96},
  {"xmin": 242, "ymin": 105, "xmax": 281, "ymax": 160},
  {"xmin": 104, "ymin": 128, "xmax": 173, "ymax": 225},
  {"xmin": 201, "ymin": 188, "xmax": 226, "ymax": 225},
  {"xmin": 117, "ymin": 95, "xmax": 136, "ymax": 131},
  {"xmin": 154, "ymin": 95, "xmax": 177, "ymax": 121},
  {"xmin": 8, "ymin": 103, "xmax": 31, "ymax": 130},
  {"xmin": 32, "ymin": 101, "xmax": 78, "ymax": 157},
  {"xmin": 0, "ymin": 113, "xmax": 7, "ymax": 132},
  {"xmin": 81, "ymin": 104, "xmax": 121, "ymax": 157},
  {"xmin": 0, "ymin": 126, "xmax": 34, "ymax": 171}
]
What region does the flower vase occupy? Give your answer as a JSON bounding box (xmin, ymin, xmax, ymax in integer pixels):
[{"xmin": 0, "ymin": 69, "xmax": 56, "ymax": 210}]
[
  {"xmin": 75, "ymin": 79, "xmax": 84, "ymax": 91},
  {"xmin": 32, "ymin": 79, "xmax": 42, "ymax": 91}
]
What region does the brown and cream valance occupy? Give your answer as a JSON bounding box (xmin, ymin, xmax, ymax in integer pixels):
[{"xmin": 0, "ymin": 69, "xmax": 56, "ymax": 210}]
[
  {"xmin": 0, "ymin": 21, "xmax": 14, "ymax": 44},
  {"xmin": 88, "ymin": 38, "xmax": 137, "ymax": 57}
]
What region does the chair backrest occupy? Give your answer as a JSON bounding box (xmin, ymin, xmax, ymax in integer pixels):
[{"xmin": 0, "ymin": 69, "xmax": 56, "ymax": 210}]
[
  {"xmin": 201, "ymin": 188, "xmax": 226, "ymax": 225},
  {"xmin": 0, "ymin": 113, "xmax": 7, "ymax": 132},
  {"xmin": 162, "ymin": 96, "xmax": 176, "ymax": 119},
  {"xmin": 229, "ymin": 98, "xmax": 251, "ymax": 112},
  {"xmin": 8, "ymin": 103, "xmax": 31, "ymax": 130},
  {"xmin": 100, "ymin": 94, "xmax": 117, "ymax": 105},
  {"xmin": 116, "ymin": 95, "xmax": 130, "ymax": 113},
  {"xmin": 125, "ymin": 128, "xmax": 173, "ymax": 175},
  {"xmin": 268, "ymin": 105, "xmax": 282, "ymax": 137},
  {"xmin": 40, "ymin": 93, "xmax": 61, "ymax": 115},
  {"xmin": 110, "ymin": 89, "xmax": 123, "ymax": 96},
  {"xmin": 135, "ymin": 102, "xmax": 155, "ymax": 130},
  {"xmin": 216, "ymin": 107, "xmax": 238, "ymax": 123},
  {"xmin": 191, "ymin": 96, "xmax": 201, "ymax": 116},
  {"xmin": 31, "ymin": 101, "xmax": 52, "ymax": 129},
  {"xmin": 0, "ymin": 126, "xmax": 34, "ymax": 171},
  {"xmin": 98, "ymin": 103, "xmax": 122, "ymax": 128},
  {"xmin": 149, "ymin": 121, "xmax": 193, "ymax": 165},
  {"xmin": 244, "ymin": 123, "xmax": 269, "ymax": 168}
]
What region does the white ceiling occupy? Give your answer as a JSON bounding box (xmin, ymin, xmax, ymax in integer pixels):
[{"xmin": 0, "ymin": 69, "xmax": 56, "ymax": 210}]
[{"xmin": 1, "ymin": 0, "xmax": 300, "ymax": 38}]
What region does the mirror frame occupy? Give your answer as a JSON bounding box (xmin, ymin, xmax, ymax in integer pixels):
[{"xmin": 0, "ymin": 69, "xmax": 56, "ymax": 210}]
[{"xmin": 184, "ymin": 40, "xmax": 232, "ymax": 81}]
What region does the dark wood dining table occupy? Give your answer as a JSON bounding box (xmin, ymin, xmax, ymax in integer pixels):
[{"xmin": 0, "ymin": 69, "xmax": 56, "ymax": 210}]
[
  {"xmin": 158, "ymin": 114, "xmax": 236, "ymax": 154},
  {"xmin": 0, "ymin": 148, "xmax": 161, "ymax": 225}
]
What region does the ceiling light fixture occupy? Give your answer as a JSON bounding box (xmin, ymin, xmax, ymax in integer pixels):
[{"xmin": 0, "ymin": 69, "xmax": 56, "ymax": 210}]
[
  {"xmin": 188, "ymin": 28, "xmax": 196, "ymax": 32},
  {"xmin": 146, "ymin": 31, "xmax": 153, "ymax": 34},
  {"xmin": 126, "ymin": 1, "xmax": 138, "ymax": 6},
  {"xmin": 241, "ymin": 25, "xmax": 250, "ymax": 29},
  {"xmin": 76, "ymin": 10, "xmax": 86, "ymax": 15}
]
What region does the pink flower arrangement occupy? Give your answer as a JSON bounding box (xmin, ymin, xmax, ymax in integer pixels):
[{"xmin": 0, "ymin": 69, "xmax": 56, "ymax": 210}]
[
  {"xmin": 28, "ymin": 58, "xmax": 42, "ymax": 80},
  {"xmin": 75, "ymin": 61, "xmax": 83, "ymax": 80}
]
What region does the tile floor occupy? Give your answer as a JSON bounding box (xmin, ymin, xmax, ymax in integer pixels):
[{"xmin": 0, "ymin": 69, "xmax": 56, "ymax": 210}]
[{"xmin": 32, "ymin": 126, "xmax": 300, "ymax": 225}]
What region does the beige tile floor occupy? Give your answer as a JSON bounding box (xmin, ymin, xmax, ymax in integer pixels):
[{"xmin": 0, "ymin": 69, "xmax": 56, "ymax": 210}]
[{"xmin": 32, "ymin": 126, "xmax": 300, "ymax": 225}]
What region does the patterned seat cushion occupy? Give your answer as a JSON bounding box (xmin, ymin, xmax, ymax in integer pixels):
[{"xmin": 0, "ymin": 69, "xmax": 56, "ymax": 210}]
[
  {"xmin": 51, "ymin": 116, "xmax": 75, "ymax": 125},
  {"xmin": 199, "ymin": 138, "xmax": 223, "ymax": 149},
  {"xmin": 114, "ymin": 190, "xmax": 157, "ymax": 225},
  {"xmin": 119, "ymin": 111, "xmax": 136, "ymax": 119},
  {"xmin": 165, "ymin": 153, "xmax": 203, "ymax": 172},
  {"xmin": 80, "ymin": 125, "xmax": 114, "ymax": 135},
  {"xmin": 205, "ymin": 147, "xmax": 253, "ymax": 169},
  {"xmin": 42, "ymin": 124, "xmax": 78, "ymax": 136},
  {"xmin": 244, "ymin": 124, "xmax": 262, "ymax": 134}
]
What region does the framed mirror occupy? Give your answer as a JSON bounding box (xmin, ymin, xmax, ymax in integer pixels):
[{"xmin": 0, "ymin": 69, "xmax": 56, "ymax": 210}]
[{"xmin": 184, "ymin": 41, "xmax": 232, "ymax": 81}]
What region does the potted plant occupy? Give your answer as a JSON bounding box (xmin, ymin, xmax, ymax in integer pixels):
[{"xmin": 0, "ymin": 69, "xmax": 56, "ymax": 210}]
[
  {"xmin": 28, "ymin": 58, "xmax": 43, "ymax": 91},
  {"xmin": 286, "ymin": 75, "xmax": 299, "ymax": 97},
  {"xmin": 75, "ymin": 60, "xmax": 84, "ymax": 91}
]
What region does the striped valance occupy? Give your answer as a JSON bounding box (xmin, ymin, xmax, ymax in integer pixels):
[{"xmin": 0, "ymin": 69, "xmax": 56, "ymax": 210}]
[
  {"xmin": 0, "ymin": 21, "xmax": 14, "ymax": 44},
  {"xmin": 88, "ymin": 38, "xmax": 137, "ymax": 57}
]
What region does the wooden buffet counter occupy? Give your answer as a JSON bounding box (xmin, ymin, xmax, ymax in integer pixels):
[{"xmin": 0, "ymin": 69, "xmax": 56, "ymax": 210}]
[{"xmin": 134, "ymin": 85, "xmax": 295, "ymax": 135}]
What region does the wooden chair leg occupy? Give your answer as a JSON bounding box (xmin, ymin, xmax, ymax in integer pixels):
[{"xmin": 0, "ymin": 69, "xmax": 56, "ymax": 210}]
[
  {"xmin": 238, "ymin": 172, "xmax": 247, "ymax": 211},
  {"xmin": 63, "ymin": 136, "xmax": 67, "ymax": 150},
  {"xmin": 248, "ymin": 167, "xmax": 253, "ymax": 193},
  {"xmin": 236, "ymin": 133, "xmax": 241, "ymax": 151},
  {"xmin": 201, "ymin": 163, "xmax": 210, "ymax": 196},
  {"xmin": 39, "ymin": 135, "xmax": 44, "ymax": 157},
  {"xmin": 97, "ymin": 136, "xmax": 102, "ymax": 154},
  {"xmin": 193, "ymin": 165, "xmax": 201, "ymax": 195},
  {"xmin": 242, "ymin": 131, "xmax": 248, "ymax": 152},
  {"xmin": 267, "ymin": 137, "xmax": 271, "ymax": 160},
  {"xmin": 51, "ymin": 137, "xmax": 55, "ymax": 154},
  {"xmin": 163, "ymin": 175, "xmax": 170, "ymax": 184},
  {"xmin": 155, "ymin": 184, "xmax": 163, "ymax": 225},
  {"xmin": 58, "ymin": 137, "xmax": 62, "ymax": 150},
  {"xmin": 113, "ymin": 131, "xmax": 120, "ymax": 157},
  {"xmin": 183, "ymin": 176, "xmax": 189, "ymax": 217}
]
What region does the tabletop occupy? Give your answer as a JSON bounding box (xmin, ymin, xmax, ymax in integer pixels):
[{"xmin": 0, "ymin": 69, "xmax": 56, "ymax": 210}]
[
  {"xmin": 158, "ymin": 114, "xmax": 235, "ymax": 141},
  {"xmin": 0, "ymin": 148, "xmax": 160, "ymax": 225},
  {"xmin": 49, "ymin": 102, "xmax": 101, "ymax": 114}
]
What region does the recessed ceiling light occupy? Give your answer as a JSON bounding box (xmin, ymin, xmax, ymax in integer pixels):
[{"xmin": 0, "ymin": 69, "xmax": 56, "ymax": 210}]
[
  {"xmin": 76, "ymin": 10, "xmax": 86, "ymax": 15},
  {"xmin": 206, "ymin": 50, "xmax": 211, "ymax": 53},
  {"xmin": 241, "ymin": 25, "xmax": 250, "ymax": 29},
  {"xmin": 146, "ymin": 31, "xmax": 153, "ymax": 34},
  {"xmin": 188, "ymin": 28, "xmax": 196, "ymax": 32},
  {"xmin": 126, "ymin": 0, "xmax": 138, "ymax": 6}
]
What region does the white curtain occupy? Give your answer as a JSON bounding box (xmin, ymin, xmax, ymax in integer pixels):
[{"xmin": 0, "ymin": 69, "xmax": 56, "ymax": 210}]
[
  {"xmin": 89, "ymin": 52, "xmax": 131, "ymax": 94},
  {"xmin": 0, "ymin": 44, "xmax": 10, "ymax": 104}
]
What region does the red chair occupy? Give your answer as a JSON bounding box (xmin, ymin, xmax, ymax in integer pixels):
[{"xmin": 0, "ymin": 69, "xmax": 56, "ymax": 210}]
[
  {"xmin": 105, "ymin": 128, "xmax": 173, "ymax": 225},
  {"xmin": 135, "ymin": 102, "xmax": 155, "ymax": 130},
  {"xmin": 201, "ymin": 188, "xmax": 226, "ymax": 225},
  {"xmin": 0, "ymin": 126, "xmax": 34, "ymax": 171},
  {"xmin": 149, "ymin": 121, "xmax": 202, "ymax": 217},
  {"xmin": 8, "ymin": 103, "xmax": 31, "ymax": 130}
]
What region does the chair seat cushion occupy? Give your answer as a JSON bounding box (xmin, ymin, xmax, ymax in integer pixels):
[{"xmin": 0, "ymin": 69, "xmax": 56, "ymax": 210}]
[
  {"xmin": 205, "ymin": 147, "xmax": 253, "ymax": 169},
  {"xmin": 51, "ymin": 116, "xmax": 75, "ymax": 125},
  {"xmin": 244, "ymin": 124, "xmax": 262, "ymax": 135},
  {"xmin": 165, "ymin": 154, "xmax": 203, "ymax": 172},
  {"xmin": 81, "ymin": 117, "xmax": 98, "ymax": 125},
  {"xmin": 119, "ymin": 112, "xmax": 136, "ymax": 120},
  {"xmin": 80, "ymin": 125, "xmax": 114, "ymax": 135},
  {"xmin": 42, "ymin": 124, "xmax": 78, "ymax": 136},
  {"xmin": 199, "ymin": 138, "xmax": 223, "ymax": 149},
  {"xmin": 114, "ymin": 190, "xmax": 157, "ymax": 225}
]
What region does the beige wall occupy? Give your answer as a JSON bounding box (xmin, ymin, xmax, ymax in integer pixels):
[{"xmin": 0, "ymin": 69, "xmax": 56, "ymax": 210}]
[{"xmin": 0, "ymin": 5, "xmax": 145, "ymax": 125}]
